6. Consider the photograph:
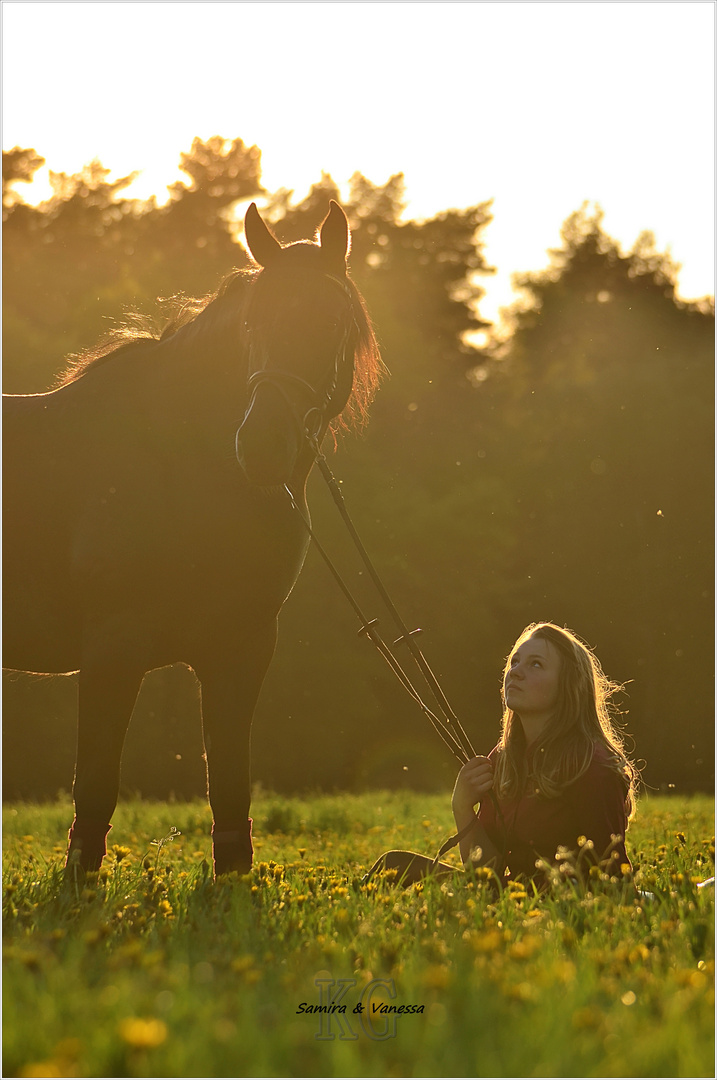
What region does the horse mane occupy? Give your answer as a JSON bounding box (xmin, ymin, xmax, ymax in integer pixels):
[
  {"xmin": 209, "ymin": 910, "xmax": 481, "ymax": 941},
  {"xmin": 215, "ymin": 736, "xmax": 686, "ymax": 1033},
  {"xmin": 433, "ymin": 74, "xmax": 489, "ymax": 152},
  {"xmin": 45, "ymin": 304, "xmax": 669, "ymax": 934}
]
[
  {"xmin": 54, "ymin": 272, "xmax": 252, "ymax": 388},
  {"xmin": 56, "ymin": 264, "xmax": 384, "ymax": 433},
  {"xmin": 332, "ymin": 274, "xmax": 384, "ymax": 434}
]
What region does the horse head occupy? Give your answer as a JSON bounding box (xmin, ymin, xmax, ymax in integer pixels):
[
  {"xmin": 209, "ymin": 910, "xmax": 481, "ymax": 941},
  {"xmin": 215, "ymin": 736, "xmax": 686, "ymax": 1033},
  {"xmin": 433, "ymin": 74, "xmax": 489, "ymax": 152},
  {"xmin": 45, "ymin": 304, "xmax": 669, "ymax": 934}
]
[{"xmin": 235, "ymin": 201, "xmax": 358, "ymax": 488}]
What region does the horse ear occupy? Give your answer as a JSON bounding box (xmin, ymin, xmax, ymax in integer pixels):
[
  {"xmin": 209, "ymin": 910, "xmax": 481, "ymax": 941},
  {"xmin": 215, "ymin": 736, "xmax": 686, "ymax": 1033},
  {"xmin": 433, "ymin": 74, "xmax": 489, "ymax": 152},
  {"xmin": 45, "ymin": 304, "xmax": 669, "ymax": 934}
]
[
  {"xmin": 244, "ymin": 202, "xmax": 282, "ymax": 268},
  {"xmin": 319, "ymin": 201, "xmax": 350, "ymax": 271}
]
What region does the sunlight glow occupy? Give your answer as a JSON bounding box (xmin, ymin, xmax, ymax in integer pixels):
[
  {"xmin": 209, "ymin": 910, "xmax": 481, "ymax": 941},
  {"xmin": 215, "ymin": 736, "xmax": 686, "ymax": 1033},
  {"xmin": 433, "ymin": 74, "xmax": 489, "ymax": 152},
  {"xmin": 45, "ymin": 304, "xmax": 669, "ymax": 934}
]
[{"xmin": 2, "ymin": 1, "xmax": 714, "ymax": 322}]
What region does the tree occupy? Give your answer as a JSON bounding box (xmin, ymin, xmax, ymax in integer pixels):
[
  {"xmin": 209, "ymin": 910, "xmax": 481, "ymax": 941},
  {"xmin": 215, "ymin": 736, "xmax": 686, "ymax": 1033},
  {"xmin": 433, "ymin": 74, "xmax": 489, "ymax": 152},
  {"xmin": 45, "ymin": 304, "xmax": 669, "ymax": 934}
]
[
  {"xmin": 132, "ymin": 136, "xmax": 263, "ymax": 295},
  {"xmin": 2, "ymin": 138, "xmax": 264, "ymax": 392},
  {"xmin": 486, "ymin": 205, "xmax": 714, "ymax": 792},
  {"xmin": 2, "ymin": 146, "xmax": 45, "ymax": 213}
]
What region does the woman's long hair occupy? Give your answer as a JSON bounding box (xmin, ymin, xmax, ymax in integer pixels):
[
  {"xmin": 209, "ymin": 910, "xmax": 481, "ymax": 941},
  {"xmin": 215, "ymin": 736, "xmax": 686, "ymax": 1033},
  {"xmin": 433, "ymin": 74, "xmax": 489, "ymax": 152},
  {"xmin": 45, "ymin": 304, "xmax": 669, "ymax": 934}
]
[{"xmin": 493, "ymin": 623, "xmax": 639, "ymax": 818}]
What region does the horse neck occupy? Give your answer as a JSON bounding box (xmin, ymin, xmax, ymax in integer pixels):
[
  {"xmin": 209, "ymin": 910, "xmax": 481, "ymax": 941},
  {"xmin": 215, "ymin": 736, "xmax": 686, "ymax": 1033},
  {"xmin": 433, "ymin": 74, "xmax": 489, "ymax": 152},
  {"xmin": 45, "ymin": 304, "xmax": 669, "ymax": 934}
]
[{"xmin": 154, "ymin": 328, "xmax": 249, "ymax": 424}]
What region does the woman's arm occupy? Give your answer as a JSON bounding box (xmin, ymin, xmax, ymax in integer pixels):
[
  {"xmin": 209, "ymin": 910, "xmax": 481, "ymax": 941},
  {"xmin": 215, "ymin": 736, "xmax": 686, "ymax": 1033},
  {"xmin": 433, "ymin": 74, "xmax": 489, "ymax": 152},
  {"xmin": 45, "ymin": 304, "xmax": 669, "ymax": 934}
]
[
  {"xmin": 451, "ymin": 756, "xmax": 502, "ymax": 868},
  {"xmin": 565, "ymin": 758, "xmax": 632, "ymax": 874}
]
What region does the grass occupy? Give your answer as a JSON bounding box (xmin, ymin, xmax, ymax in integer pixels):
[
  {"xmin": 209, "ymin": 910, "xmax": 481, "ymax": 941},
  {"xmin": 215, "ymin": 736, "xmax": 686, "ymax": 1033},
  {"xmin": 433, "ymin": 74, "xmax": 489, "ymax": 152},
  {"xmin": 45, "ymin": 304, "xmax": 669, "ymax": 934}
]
[{"xmin": 3, "ymin": 792, "xmax": 714, "ymax": 1078}]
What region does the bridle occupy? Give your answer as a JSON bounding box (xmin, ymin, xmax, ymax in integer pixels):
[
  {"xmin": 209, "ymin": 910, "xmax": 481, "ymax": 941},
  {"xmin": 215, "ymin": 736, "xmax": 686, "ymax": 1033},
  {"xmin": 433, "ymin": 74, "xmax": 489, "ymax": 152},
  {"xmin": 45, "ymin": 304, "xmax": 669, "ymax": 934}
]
[{"xmin": 237, "ymin": 273, "xmax": 357, "ymax": 455}]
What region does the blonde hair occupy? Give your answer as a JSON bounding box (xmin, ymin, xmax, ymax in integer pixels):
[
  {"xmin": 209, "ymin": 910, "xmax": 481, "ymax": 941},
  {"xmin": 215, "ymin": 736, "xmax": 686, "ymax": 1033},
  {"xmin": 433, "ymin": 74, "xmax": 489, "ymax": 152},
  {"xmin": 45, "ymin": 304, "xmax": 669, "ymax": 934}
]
[{"xmin": 493, "ymin": 623, "xmax": 638, "ymax": 818}]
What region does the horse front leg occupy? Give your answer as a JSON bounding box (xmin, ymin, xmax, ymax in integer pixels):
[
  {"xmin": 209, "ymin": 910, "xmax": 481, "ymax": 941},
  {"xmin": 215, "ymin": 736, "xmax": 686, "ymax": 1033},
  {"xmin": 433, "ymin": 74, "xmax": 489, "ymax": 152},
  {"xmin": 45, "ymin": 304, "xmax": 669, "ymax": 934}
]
[
  {"xmin": 66, "ymin": 657, "xmax": 144, "ymax": 876},
  {"xmin": 196, "ymin": 623, "xmax": 277, "ymax": 878}
]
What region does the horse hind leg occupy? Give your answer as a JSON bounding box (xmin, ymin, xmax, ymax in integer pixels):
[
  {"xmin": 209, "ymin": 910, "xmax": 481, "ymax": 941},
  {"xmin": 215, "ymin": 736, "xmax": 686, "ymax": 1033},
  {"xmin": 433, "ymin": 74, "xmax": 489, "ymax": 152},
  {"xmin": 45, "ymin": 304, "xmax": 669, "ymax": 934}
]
[{"xmin": 66, "ymin": 658, "xmax": 144, "ymax": 877}]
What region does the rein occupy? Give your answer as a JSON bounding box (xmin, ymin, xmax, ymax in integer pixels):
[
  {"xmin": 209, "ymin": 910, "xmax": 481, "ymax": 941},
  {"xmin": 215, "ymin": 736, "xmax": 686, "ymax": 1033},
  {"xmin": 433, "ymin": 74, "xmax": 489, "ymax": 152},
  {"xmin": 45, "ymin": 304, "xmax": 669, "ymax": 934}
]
[{"xmin": 284, "ymin": 438, "xmax": 505, "ymax": 871}]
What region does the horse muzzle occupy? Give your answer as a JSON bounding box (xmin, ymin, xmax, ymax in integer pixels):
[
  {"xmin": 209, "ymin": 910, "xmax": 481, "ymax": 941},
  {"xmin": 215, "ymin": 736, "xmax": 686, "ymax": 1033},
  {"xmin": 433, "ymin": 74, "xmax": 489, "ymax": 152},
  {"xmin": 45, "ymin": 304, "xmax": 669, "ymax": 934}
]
[{"xmin": 235, "ymin": 401, "xmax": 302, "ymax": 488}]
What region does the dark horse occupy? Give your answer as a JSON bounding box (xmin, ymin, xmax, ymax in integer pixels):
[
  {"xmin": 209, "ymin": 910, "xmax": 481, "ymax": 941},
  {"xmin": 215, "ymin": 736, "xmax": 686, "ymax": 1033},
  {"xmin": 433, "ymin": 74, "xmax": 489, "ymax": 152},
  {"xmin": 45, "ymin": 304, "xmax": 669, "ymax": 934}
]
[{"xmin": 3, "ymin": 201, "xmax": 382, "ymax": 877}]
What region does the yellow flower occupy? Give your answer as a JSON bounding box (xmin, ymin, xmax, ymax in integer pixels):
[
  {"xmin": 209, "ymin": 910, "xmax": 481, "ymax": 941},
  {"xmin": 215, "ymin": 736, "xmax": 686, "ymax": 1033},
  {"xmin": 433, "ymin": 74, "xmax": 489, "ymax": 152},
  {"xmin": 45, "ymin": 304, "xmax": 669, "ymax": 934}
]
[
  {"xmin": 471, "ymin": 929, "xmax": 503, "ymax": 954},
  {"xmin": 572, "ymin": 1006, "xmax": 602, "ymax": 1030},
  {"xmin": 231, "ymin": 955, "xmax": 256, "ymax": 973},
  {"xmin": 422, "ymin": 963, "xmax": 451, "ymax": 989},
  {"xmin": 509, "ymin": 935, "xmax": 541, "ymax": 960},
  {"xmin": 118, "ymin": 1017, "xmax": 168, "ymax": 1049},
  {"xmin": 20, "ymin": 1061, "xmax": 71, "ymax": 1078}
]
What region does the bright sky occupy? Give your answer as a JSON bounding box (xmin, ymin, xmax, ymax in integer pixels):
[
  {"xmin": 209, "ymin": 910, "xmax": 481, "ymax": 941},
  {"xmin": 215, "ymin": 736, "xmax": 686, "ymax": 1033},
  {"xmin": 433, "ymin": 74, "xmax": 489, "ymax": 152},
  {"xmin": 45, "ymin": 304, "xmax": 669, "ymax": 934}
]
[{"xmin": 2, "ymin": 1, "xmax": 714, "ymax": 324}]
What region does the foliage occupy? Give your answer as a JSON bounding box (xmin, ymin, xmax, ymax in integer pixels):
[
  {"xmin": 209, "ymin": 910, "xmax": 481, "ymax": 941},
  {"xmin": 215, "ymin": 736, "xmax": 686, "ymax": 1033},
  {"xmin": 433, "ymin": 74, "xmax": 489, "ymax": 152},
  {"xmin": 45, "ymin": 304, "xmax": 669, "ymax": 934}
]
[
  {"xmin": 484, "ymin": 204, "xmax": 714, "ymax": 792},
  {"xmin": 3, "ymin": 794, "xmax": 714, "ymax": 1078},
  {"xmin": 2, "ymin": 143, "xmax": 713, "ymax": 799}
]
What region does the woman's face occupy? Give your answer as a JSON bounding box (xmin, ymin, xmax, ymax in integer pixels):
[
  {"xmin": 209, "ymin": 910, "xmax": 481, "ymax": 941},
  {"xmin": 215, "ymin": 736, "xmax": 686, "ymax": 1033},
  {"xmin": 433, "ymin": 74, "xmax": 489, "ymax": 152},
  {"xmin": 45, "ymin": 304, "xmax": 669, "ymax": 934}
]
[{"xmin": 503, "ymin": 632, "xmax": 561, "ymax": 729}]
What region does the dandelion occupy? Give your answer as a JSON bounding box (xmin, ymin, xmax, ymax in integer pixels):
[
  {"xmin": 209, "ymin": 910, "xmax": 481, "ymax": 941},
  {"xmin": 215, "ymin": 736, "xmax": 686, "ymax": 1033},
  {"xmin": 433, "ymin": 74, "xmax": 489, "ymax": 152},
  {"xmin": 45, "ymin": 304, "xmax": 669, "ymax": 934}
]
[
  {"xmin": 231, "ymin": 955, "xmax": 256, "ymax": 974},
  {"xmin": 20, "ymin": 1060, "xmax": 70, "ymax": 1078},
  {"xmin": 509, "ymin": 935, "xmax": 541, "ymax": 960},
  {"xmin": 421, "ymin": 963, "xmax": 451, "ymax": 989},
  {"xmin": 509, "ymin": 981, "xmax": 537, "ymax": 1002},
  {"xmin": 572, "ymin": 1006, "xmax": 602, "ymax": 1030},
  {"xmin": 118, "ymin": 1017, "xmax": 168, "ymax": 1049},
  {"xmin": 472, "ymin": 929, "xmax": 503, "ymax": 954}
]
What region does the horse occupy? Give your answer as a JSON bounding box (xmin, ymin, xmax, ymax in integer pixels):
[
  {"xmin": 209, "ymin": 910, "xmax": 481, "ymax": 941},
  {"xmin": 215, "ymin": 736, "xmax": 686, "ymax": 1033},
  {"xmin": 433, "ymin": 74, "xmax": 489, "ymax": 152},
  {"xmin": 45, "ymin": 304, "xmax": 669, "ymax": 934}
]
[{"xmin": 2, "ymin": 200, "xmax": 382, "ymax": 878}]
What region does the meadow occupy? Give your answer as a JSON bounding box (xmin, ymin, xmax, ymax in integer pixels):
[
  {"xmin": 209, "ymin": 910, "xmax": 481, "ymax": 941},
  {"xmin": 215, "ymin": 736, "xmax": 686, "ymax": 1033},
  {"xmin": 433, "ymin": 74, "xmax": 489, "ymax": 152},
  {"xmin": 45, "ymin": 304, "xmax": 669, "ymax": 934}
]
[{"xmin": 3, "ymin": 792, "xmax": 714, "ymax": 1078}]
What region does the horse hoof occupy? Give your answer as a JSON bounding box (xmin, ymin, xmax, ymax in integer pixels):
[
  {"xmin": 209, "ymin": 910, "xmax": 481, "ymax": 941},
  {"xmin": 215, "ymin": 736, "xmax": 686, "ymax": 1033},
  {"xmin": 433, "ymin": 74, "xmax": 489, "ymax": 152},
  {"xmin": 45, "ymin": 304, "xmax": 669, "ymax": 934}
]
[
  {"xmin": 211, "ymin": 826, "xmax": 253, "ymax": 879},
  {"xmin": 213, "ymin": 858, "xmax": 253, "ymax": 879},
  {"xmin": 64, "ymin": 845, "xmax": 104, "ymax": 879},
  {"xmin": 63, "ymin": 850, "xmax": 88, "ymax": 890},
  {"xmin": 214, "ymin": 868, "xmax": 252, "ymax": 883}
]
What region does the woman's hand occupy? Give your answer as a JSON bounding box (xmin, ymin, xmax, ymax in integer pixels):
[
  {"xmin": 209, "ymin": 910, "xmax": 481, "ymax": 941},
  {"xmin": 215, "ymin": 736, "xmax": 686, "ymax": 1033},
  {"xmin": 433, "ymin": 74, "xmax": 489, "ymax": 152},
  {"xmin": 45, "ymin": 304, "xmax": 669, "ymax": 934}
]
[
  {"xmin": 451, "ymin": 755, "xmax": 500, "ymax": 868},
  {"xmin": 451, "ymin": 755, "xmax": 494, "ymax": 814}
]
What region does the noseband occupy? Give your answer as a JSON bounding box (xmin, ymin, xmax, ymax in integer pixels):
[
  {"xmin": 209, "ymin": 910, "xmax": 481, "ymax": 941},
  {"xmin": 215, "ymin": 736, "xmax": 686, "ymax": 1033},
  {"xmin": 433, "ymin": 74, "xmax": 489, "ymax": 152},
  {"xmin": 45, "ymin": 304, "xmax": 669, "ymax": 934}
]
[{"xmin": 237, "ymin": 274, "xmax": 357, "ymax": 454}]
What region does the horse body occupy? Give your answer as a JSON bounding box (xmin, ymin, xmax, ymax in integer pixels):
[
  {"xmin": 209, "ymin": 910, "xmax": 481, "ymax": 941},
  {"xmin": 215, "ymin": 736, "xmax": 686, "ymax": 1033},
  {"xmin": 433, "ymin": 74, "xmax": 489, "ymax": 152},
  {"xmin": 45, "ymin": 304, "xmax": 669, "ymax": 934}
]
[
  {"xmin": 3, "ymin": 201, "xmax": 380, "ymax": 876},
  {"xmin": 4, "ymin": 341, "xmax": 306, "ymax": 671}
]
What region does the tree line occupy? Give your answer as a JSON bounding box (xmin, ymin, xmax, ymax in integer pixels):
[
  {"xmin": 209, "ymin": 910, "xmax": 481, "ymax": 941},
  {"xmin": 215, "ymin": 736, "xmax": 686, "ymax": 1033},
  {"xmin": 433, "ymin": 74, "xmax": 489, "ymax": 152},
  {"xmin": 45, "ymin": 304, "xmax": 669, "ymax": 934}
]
[{"xmin": 3, "ymin": 137, "xmax": 713, "ymax": 799}]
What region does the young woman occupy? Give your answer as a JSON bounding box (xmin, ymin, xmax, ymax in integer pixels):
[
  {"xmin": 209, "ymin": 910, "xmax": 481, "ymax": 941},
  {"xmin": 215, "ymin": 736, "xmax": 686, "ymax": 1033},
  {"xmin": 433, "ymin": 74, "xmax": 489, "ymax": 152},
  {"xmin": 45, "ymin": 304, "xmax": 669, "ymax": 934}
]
[{"xmin": 366, "ymin": 622, "xmax": 639, "ymax": 887}]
